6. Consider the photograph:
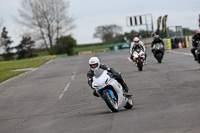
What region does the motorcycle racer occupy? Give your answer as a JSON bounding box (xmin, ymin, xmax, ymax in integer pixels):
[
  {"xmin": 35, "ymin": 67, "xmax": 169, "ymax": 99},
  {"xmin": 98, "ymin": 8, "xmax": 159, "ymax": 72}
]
[
  {"xmin": 151, "ymin": 35, "xmax": 165, "ymax": 54},
  {"xmin": 87, "ymin": 57, "xmax": 129, "ymax": 97},
  {"xmin": 130, "ymin": 37, "xmax": 147, "ymax": 64}
]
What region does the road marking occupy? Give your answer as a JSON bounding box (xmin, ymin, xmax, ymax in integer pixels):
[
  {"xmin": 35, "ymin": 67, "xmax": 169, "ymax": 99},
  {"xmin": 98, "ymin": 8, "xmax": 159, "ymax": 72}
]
[
  {"xmin": 59, "ymin": 71, "xmax": 77, "ymax": 100},
  {"xmin": 32, "ymin": 68, "xmax": 38, "ymax": 71},
  {"xmin": 71, "ymin": 74, "xmax": 75, "ymax": 80},
  {"xmin": 63, "ymin": 83, "xmax": 70, "ymax": 93},
  {"xmin": 45, "ymin": 59, "xmax": 53, "ymax": 65},
  {"xmin": 127, "ymin": 57, "xmax": 132, "ymax": 62},
  {"xmin": 59, "ymin": 93, "xmax": 64, "ymax": 100}
]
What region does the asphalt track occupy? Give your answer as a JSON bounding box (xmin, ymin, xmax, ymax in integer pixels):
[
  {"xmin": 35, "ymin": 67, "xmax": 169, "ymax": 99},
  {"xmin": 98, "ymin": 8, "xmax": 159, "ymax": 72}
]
[{"xmin": 0, "ymin": 47, "xmax": 200, "ymax": 133}]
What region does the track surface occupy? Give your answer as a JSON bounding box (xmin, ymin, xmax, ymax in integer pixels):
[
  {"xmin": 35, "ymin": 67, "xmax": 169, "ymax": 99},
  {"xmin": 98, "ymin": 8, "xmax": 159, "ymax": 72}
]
[{"xmin": 0, "ymin": 48, "xmax": 200, "ymax": 133}]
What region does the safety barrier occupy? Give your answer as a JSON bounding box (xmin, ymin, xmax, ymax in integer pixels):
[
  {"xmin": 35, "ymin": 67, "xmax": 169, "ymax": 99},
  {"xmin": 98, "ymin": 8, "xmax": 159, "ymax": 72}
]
[
  {"xmin": 78, "ymin": 49, "xmax": 107, "ymax": 55},
  {"xmin": 109, "ymin": 43, "xmax": 131, "ymax": 51},
  {"xmin": 163, "ymin": 36, "xmax": 189, "ymax": 50}
]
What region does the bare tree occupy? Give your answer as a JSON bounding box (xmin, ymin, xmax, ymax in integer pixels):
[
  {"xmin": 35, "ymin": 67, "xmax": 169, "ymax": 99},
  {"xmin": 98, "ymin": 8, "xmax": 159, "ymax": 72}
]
[
  {"xmin": 0, "ymin": 18, "xmax": 5, "ymax": 48},
  {"xmin": 0, "ymin": 18, "xmax": 4, "ymax": 30},
  {"xmin": 93, "ymin": 24, "xmax": 123, "ymax": 43},
  {"xmin": 16, "ymin": 0, "xmax": 75, "ymax": 54}
]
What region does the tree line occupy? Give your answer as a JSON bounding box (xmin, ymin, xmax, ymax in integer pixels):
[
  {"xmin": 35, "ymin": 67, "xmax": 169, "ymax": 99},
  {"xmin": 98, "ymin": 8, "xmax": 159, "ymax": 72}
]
[
  {"xmin": 0, "ymin": 27, "xmax": 77, "ymax": 61},
  {"xmin": 93, "ymin": 24, "xmax": 196, "ymax": 44}
]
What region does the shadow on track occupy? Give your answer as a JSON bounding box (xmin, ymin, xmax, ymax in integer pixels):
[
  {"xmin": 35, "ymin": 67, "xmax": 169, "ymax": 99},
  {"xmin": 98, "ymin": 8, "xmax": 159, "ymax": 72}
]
[{"xmin": 80, "ymin": 107, "xmax": 136, "ymax": 117}]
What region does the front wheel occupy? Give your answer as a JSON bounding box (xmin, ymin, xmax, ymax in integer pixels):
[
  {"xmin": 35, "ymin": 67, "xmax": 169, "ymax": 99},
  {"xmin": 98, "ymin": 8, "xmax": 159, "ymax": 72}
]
[
  {"xmin": 137, "ymin": 59, "xmax": 143, "ymax": 71},
  {"xmin": 103, "ymin": 91, "xmax": 118, "ymax": 112},
  {"xmin": 197, "ymin": 54, "xmax": 200, "ymax": 64},
  {"xmin": 156, "ymin": 53, "xmax": 163, "ymax": 63}
]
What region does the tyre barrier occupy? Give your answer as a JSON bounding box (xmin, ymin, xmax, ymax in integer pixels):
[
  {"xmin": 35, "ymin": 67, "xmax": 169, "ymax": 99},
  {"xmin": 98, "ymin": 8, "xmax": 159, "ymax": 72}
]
[
  {"xmin": 109, "ymin": 43, "xmax": 131, "ymax": 51},
  {"xmin": 78, "ymin": 49, "xmax": 107, "ymax": 55},
  {"xmin": 163, "ymin": 36, "xmax": 190, "ymax": 50}
]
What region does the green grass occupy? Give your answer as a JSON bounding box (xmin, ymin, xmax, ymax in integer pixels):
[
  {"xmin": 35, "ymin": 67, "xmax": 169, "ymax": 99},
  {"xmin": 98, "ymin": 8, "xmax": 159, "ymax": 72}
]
[
  {"xmin": 0, "ymin": 55, "xmax": 56, "ymax": 83},
  {"xmin": 0, "ymin": 43, "xmax": 120, "ymax": 83},
  {"xmin": 34, "ymin": 51, "xmax": 49, "ymax": 56},
  {"xmin": 75, "ymin": 44, "xmax": 113, "ymax": 53}
]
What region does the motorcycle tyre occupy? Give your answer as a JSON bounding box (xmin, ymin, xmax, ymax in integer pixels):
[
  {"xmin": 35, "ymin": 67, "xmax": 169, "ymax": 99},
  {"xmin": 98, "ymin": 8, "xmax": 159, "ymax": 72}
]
[
  {"xmin": 137, "ymin": 59, "xmax": 143, "ymax": 71},
  {"xmin": 104, "ymin": 91, "xmax": 118, "ymax": 112},
  {"xmin": 157, "ymin": 53, "xmax": 163, "ymax": 63}
]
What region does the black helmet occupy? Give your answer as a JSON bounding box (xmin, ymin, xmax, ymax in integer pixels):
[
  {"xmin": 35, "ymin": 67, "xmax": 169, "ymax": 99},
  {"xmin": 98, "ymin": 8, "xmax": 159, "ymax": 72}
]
[{"xmin": 154, "ymin": 35, "xmax": 160, "ymax": 41}]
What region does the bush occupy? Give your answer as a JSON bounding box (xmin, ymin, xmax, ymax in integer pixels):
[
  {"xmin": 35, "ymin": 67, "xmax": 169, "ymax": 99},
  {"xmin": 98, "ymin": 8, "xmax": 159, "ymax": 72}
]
[{"xmin": 54, "ymin": 35, "xmax": 77, "ymax": 55}]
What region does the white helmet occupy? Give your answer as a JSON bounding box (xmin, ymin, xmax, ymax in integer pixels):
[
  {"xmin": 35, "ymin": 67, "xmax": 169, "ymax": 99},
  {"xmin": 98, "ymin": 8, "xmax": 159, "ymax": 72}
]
[
  {"xmin": 133, "ymin": 37, "xmax": 140, "ymax": 43},
  {"xmin": 89, "ymin": 57, "xmax": 100, "ymax": 71}
]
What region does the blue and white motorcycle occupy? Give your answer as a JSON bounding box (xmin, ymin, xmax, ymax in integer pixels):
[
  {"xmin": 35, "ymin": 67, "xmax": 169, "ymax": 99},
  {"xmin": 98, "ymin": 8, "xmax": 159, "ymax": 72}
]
[{"xmin": 92, "ymin": 68, "xmax": 133, "ymax": 112}]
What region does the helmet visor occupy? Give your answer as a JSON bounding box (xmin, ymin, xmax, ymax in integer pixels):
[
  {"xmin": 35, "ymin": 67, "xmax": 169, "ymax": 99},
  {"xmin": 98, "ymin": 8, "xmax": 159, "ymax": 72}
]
[{"xmin": 90, "ymin": 63, "xmax": 98, "ymax": 69}]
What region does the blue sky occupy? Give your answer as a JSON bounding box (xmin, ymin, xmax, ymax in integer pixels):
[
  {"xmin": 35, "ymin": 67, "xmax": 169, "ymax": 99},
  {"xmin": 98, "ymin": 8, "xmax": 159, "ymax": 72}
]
[{"xmin": 0, "ymin": 0, "xmax": 199, "ymax": 52}]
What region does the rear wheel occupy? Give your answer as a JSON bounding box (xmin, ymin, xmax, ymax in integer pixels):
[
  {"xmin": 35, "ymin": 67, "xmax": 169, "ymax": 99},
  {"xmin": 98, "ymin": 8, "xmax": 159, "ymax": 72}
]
[
  {"xmin": 137, "ymin": 59, "xmax": 143, "ymax": 71},
  {"xmin": 103, "ymin": 91, "xmax": 118, "ymax": 112}
]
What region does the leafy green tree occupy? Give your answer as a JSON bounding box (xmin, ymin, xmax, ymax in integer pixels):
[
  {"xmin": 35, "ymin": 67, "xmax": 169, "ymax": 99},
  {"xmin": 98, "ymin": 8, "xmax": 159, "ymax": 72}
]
[
  {"xmin": 93, "ymin": 24, "xmax": 123, "ymax": 43},
  {"xmin": 0, "ymin": 27, "xmax": 14, "ymax": 60},
  {"xmin": 113, "ymin": 34, "xmax": 126, "ymax": 43},
  {"xmin": 54, "ymin": 35, "xmax": 77, "ymax": 55},
  {"xmin": 138, "ymin": 29, "xmax": 152, "ymax": 38},
  {"xmin": 183, "ymin": 28, "xmax": 196, "ymax": 36},
  {"xmin": 154, "ymin": 30, "xmax": 168, "ymax": 38},
  {"xmin": 124, "ymin": 30, "xmax": 138, "ymax": 42},
  {"xmin": 15, "ymin": 36, "xmax": 37, "ymax": 59}
]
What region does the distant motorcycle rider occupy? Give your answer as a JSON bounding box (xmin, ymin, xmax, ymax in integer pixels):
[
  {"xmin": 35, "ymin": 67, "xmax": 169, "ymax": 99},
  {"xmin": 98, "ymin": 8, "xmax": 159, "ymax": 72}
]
[
  {"xmin": 130, "ymin": 37, "xmax": 147, "ymax": 64},
  {"xmin": 191, "ymin": 29, "xmax": 200, "ymax": 61},
  {"xmin": 151, "ymin": 35, "xmax": 165, "ymax": 54},
  {"xmin": 87, "ymin": 57, "xmax": 129, "ymax": 97}
]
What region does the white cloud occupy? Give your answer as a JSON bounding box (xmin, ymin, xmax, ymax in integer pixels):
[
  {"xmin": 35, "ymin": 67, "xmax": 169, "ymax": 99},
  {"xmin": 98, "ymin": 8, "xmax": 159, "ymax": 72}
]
[{"xmin": 69, "ymin": 0, "xmax": 200, "ymax": 44}]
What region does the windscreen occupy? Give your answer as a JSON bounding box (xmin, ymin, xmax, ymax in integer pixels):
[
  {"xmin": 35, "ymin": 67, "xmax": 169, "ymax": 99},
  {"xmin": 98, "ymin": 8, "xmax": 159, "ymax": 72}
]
[
  {"xmin": 94, "ymin": 68, "xmax": 104, "ymax": 78},
  {"xmin": 155, "ymin": 43, "xmax": 162, "ymax": 48}
]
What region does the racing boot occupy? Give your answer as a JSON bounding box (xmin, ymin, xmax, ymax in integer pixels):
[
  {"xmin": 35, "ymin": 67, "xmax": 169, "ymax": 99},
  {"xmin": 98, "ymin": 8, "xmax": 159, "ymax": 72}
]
[
  {"xmin": 122, "ymin": 82, "xmax": 129, "ymax": 93},
  {"xmin": 143, "ymin": 60, "xmax": 147, "ymax": 65},
  {"xmin": 133, "ymin": 61, "xmax": 137, "ymax": 66},
  {"xmin": 121, "ymin": 81, "xmax": 132, "ymax": 96},
  {"xmin": 191, "ymin": 48, "xmax": 197, "ymax": 61},
  {"xmin": 122, "ymin": 83, "xmax": 132, "ymax": 97}
]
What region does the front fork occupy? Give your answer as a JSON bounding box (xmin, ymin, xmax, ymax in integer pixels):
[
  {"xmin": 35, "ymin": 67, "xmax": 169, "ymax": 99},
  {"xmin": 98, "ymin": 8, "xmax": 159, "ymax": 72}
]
[{"xmin": 102, "ymin": 89, "xmax": 115, "ymax": 99}]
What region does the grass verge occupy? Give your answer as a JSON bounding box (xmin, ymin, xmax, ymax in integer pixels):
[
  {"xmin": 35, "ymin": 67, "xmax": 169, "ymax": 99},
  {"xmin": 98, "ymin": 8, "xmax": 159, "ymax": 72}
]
[
  {"xmin": 0, "ymin": 55, "xmax": 56, "ymax": 83},
  {"xmin": 75, "ymin": 44, "xmax": 113, "ymax": 53}
]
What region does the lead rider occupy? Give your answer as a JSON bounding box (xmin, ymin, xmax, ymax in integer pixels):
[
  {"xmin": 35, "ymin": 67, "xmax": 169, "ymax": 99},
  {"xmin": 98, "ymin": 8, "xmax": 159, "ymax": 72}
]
[
  {"xmin": 87, "ymin": 57, "xmax": 130, "ymax": 97},
  {"xmin": 130, "ymin": 37, "xmax": 147, "ymax": 64}
]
